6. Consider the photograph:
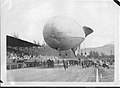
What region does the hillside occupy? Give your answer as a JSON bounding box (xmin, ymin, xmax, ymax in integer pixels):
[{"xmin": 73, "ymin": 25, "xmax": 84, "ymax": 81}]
[
  {"xmin": 80, "ymin": 44, "xmax": 114, "ymax": 56},
  {"xmin": 35, "ymin": 43, "xmax": 114, "ymax": 58}
]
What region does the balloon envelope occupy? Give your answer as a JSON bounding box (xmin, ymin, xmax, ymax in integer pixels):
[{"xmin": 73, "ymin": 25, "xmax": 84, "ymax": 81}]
[{"xmin": 43, "ymin": 15, "xmax": 93, "ymax": 51}]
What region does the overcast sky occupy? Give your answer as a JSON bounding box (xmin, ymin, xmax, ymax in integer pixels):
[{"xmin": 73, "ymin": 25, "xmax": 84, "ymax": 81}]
[{"xmin": 1, "ymin": 0, "xmax": 119, "ymax": 48}]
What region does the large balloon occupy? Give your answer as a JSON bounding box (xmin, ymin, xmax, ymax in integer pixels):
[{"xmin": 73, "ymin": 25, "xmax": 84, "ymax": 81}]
[{"xmin": 43, "ymin": 15, "xmax": 93, "ymax": 56}]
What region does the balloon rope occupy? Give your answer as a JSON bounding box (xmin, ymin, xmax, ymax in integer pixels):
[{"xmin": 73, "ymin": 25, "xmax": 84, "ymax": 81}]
[{"xmin": 84, "ymin": 42, "xmax": 86, "ymax": 54}]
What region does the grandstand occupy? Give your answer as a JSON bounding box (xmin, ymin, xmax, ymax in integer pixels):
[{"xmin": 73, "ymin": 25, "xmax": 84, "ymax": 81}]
[
  {"xmin": 7, "ymin": 35, "xmax": 41, "ymax": 69},
  {"xmin": 6, "ymin": 35, "xmax": 63, "ymax": 69}
]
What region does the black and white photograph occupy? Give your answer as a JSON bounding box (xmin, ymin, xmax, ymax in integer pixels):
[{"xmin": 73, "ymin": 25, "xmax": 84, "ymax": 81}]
[{"xmin": 1, "ymin": 0, "xmax": 120, "ymax": 87}]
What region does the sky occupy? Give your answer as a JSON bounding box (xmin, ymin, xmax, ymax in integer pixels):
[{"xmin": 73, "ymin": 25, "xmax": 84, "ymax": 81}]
[{"xmin": 1, "ymin": 0, "xmax": 119, "ymax": 48}]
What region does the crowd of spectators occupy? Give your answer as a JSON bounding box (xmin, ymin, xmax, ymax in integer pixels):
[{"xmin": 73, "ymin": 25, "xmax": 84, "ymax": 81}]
[
  {"xmin": 6, "ymin": 48, "xmax": 63, "ymax": 69},
  {"xmin": 7, "ymin": 47, "xmax": 114, "ymax": 70}
]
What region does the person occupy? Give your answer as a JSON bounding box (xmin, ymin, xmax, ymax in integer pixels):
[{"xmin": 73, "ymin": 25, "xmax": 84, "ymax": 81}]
[
  {"xmin": 43, "ymin": 60, "xmax": 46, "ymax": 67},
  {"xmin": 78, "ymin": 59, "xmax": 81, "ymax": 66},
  {"xmin": 66, "ymin": 60, "xmax": 68, "ymax": 69},
  {"xmin": 47, "ymin": 59, "xmax": 50, "ymax": 68},
  {"xmin": 57, "ymin": 60, "xmax": 59, "ymax": 64},
  {"xmin": 81, "ymin": 61, "xmax": 84, "ymax": 68},
  {"xmin": 63, "ymin": 60, "xmax": 66, "ymax": 70},
  {"xmin": 51, "ymin": 60, "xmax": 54, "ymax": 67},
  {"xmin": 34, "ymin": 60, "xmax": 37, "ymax": 67},
  {"xmin": 63, "ymin": 60, "xmax": 68, "ymax": 70}
]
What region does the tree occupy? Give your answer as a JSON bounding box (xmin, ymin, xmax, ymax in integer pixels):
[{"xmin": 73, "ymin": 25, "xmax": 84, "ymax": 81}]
[
  {"xmin": 89, "ymin": 51, "xmax": 93, "ymax": 57},
  {"xmin": 11, "ymin": 32, "xmax": 19, "ymax": 38},
  {"xmin": 88, "ymin": 51, "xmax": 99, "ymax": 59},
  {"xmin": 33, "ymin": 40, "xmax": 37, "ymax": 44},
  {"xmin": 94, "ymin": 51, "xmax": 99, "ymax": 59},
  {"xmin": 101, "ymin": 52, "xmax": 106, "ymax": 58},
  {"xmin": 37, "ymin": 41, "xmax": 40, "ymax": 45}
]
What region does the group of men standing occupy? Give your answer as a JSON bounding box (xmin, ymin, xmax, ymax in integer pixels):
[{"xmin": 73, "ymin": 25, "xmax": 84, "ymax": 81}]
[
  {"xmin": 61, "ymin": 58, "xmax": 111, "ymax": 71},
  {"xmin": 47, "ymin": 59, "xmax": 54, "ymax": 68}
]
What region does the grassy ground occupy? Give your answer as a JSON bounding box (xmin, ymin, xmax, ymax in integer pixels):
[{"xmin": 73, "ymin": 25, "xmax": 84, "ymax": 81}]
[
  {"xmin": 7, "ymin": 65, "xmax": 114, "ymax": 82},
  {"xmin": 98, "ymin": 65, "xmax": 114, "ymax": 82},
  {"xmin": 7, "ymin": 66, "xmax": 96, "ymax": 82}
]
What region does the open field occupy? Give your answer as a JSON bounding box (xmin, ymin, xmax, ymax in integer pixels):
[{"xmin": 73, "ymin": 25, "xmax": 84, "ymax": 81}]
[
  {"xmin": 98, "ymin": 66, "xmax": 114, "ymax": 82},
  {"xmin": 7, "ymin": 65, "xmax": 114, "ymax": 82}
]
